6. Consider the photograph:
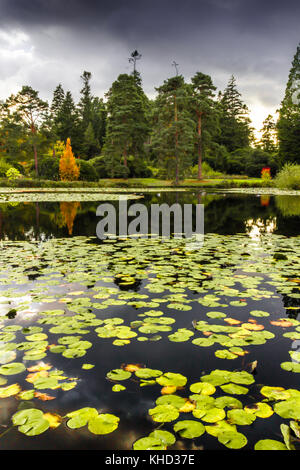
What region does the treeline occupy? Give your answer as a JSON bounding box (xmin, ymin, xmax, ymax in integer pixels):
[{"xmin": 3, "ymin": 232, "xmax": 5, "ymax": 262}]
[{"xmin": 0, "ymin": 45, "xmax": 299, "ymax": 182}]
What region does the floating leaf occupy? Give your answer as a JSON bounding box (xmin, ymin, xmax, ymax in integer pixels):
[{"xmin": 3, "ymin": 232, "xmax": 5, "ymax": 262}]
[
  {"xmin": 0, "ymin": 362, "xmax": 25, "ymax": 376},
  {"xmin": 244, "ymin": 402, "xmax": 273, "ymax": 418},
  {"xmin": 156, "ymin": 372, "xmax": 187, "ymax": 388},
  {"xmin": 133, "ymin": 437, "xmax": 165, "ymax": 450},
  {"xmin": 173, "ymin": 420, "xmax": 205, "ymax": 439},
  {"xmin": 106, "ymin": 369, "xmax": 132, "ymax": 381},
  {"xmin": 88, "ymin": 414, "xmax": 120, "ymax": 435},
  {"xmin": 193, "ymin": 407, "xmax": 226, "ymax": 423},
  {"xmin": 149, "ymin": 405, "xmax": 180, "ymax": 422},
  {"xmin": 227, "ymin": 409, "xmax": 256, "ymax": 425},
  {"xmin": 149, "ymin": 430, "xmax": 176, "ymax": 446},
  {"xmin": 135, "ymin": 368, "xmax": 162, "ymax": 379},
  {"xmin": 44, "ymin": 413, "xmax": 62, "ymax": 429},
  {"xmin": 274, "ymin": 398, "xmax": 300, "ymax": 420},
  {"xmin": 112, "ymin": 384, "xmax": 126, "ymax": 392},
  {"xmin": 0, "ymin": 383, "xmax": 21, "ymax": 398},
  {"xmin": 12, "ymin": 408, "xmax": 50, "ymax": 436},
  {"xmin": 205, "ymin": 420, "xmax": 237, "ymax": 437},
  {"xmin": 190, "ymin": 382, "xmax": 216, "ymax": 395},
  {"xmin": 220, "ymin": 383, "xmax": 249, "ymax": 395},
  {"xmin": 66, "ymin": 408, "xmax": 98, "ymax": 429},
  {"xmin": 218, "ymin": 431, "xmax": 247, "ymax": 449},
  {"xmin": 254, "ymin": 439, "xmax": 287, "ymax": 450}
]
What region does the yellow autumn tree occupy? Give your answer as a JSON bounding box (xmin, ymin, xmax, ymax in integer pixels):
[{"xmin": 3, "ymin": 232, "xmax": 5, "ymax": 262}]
[{"xmin": 59, "ymin": 138, "xmax": 80, "ymax": 181}]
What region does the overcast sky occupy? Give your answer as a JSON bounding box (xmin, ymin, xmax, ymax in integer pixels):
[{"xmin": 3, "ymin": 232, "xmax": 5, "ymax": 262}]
[{"xmin": 0, "ymin": 0, "xmax": 299, "ymax": 135}]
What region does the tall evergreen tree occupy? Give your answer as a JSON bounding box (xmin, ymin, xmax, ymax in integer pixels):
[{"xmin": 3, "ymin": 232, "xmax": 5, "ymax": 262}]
[
  {"xmin": 190, "ymin": 72, "xmax": 217, "ymax": 179},
  {"xmin": 51, "ymin": 84, "xmax": 65, "ymax": 120},
  {"xmin": 218, "ymin": 76, "xmax": 253, "ymax": 152},
  {"xmin": 91, "ymin": 97, "xmax": 107, "ymax": 150},
  {"xmin": 103, "ymin": 73, "xmax": 149, "ymax": 176},
  {"xmin": 78, "ymin": 71, "xmax": 93, "ymax": 127},
  {"xmin": 152, "ymin": 75, "xmax": 194, "ymax": 184},
  {"xmin": 56, "ymin": 91, "xmax": 80, "ymax": 154},
  {"xmin": 260, "ymin": 114, "xmax": 277, "ymax": 153},
  {"xmin": 277, "ymin": 44, "xmax": 300, "ymax": 164},
  {"xmin": 82, "ymin": 122, "xmax": 100, "ymax": 158}
]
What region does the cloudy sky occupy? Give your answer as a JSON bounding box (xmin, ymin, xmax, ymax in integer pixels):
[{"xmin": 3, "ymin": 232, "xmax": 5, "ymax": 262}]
[{"xmin": 0, "ymin": 0, "xmax": 299, "ymax": 135}]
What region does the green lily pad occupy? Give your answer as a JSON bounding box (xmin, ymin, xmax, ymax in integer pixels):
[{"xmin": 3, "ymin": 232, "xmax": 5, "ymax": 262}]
[
  {"xmin": 12, "ymin": 408, "xmax": 49, "ymax": 436},
  {"xmin": 227, "ymin": 409, "xmax": 256, "ymax": 425},
  {"xmin": 135, "ymin": 368, "xmax": 162, "ymax": 379},
  {"xmin": 220, "ymin": 383, "xmax": 249, "ymax": 395},
  {"xmin": 190, "ymin": 382, "xmax": 216, "ymax": 395},
  {"xmin": 274, "ymin": 398, "xmax": 300, "ymax": 420},
  {"xmin": 173, "ymin": 420, "xmax": 205, "ymax": 439},
  {"xmin": 149, "ymin": 430, "xmax": 176, "ymax": 446},
  {"xmin": 156, "ymin": 372, "xmax": 187, "ymax": 387},
  {"xmin": 254, "ymin": 439, "xmax": 287, "ymax": 450},
  {"xmin": 133, "ymin": 436, "xmax": 166, "ymax": 450},
  {"xmin": 149, "ymin": 405, "xmax": 180, "ymax": 423},
  {"xmin": 0, "ymin": 362, "xmax": 26, "ymax": 375},
  {"xmin": 106, "ymin": 369, "xmax": 132, "ymax": 381},
  {"xmin": 66, "ymin": 408, "xmax": 98, "ymax": 429},
  {"xmin": 88, "ymin": 414, "xmax": 120, "ymax": 435},
  {"xmin": 218, "ymin": 431, "xmax": 248, "ymax": 449}
]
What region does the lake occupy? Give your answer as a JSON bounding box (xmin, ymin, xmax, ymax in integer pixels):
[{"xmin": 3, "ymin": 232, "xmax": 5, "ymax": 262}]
[{"xmin": 0, "ymin": 190, "xmax": 300, "ymax": 450}]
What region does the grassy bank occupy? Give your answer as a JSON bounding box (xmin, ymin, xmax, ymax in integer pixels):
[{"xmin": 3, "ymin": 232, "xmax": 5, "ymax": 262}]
[{"xmin": 0, "ymin": 177, "xmax": 267, "ymax": 190}]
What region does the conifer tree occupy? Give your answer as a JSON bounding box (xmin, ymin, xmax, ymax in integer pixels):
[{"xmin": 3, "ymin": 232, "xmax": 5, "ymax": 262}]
[
  {"xmin": 277, "ymin": 44, "xmax": 300, "ymax": 164},
  {"xmin": 190, "ymin": 72, "xmax": 217, "ymax": 179},
  {"xmin": 103, "ymin": 73, "xmax": 149, "ymax": 176},
  {"xmin": 152, "ymin": 75, "xmax": 194, "ymax": 184},
  {"xmin": 78, "ymin": 71, "xmax": 93, "ymax": 127},
  {"xmin": 260, "ymin": 115, "xmax": 277, "ymax": 153},
  {"xmin": 218, "ymin": 76, "xmax": 253, "ymax": 152},
  {"xmin": 82, "ymin": 122, "xmax": 100, "ymax": 158},
  {"xmin": 59, "ymin": 137, "xmax": 80, "ymax": 181},
  {"xmin": 51, "ymin": 84, "xmax": 65, "ymax": 120},
  {"xmin": 56, "ymin": 91, "xmax": 80, "ymax": 154}
]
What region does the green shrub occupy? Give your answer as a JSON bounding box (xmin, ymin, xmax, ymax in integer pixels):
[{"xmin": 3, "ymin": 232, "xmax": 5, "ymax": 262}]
[
  {"xmin": 0, "ymin": 159, "xmax": 11, "ymax": 177},
  {"xmin": 274, "ymin": 163, "xmax": 300, "ymax": 189},
  {"xmin": 6, "ymin": 167, "xmax": 22, "ymax": 180},
  {"xmin": 76, "ymin": 159, "xmax": 98, "ymax": 181},
  {"xmin": 89, "ymin": 156, "xmax": 108, "ymax": 178},
  {"xmin": 39, "ymin": 156, "xmax": 60, "ymax": 180},
  {"xmin": 189, "ymin": 162, "xmax": 224, "ymax": 178}
]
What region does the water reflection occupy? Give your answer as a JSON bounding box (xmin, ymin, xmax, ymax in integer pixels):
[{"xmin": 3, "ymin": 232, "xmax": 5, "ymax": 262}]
[
  {"xmin": 0, "ymin": 192, "xmax": 299, "ymax": 240},
  {"xmin": 275, "ymin": 195, "xmax": 300, "ymax": 217},
  {"xmin": 245, "ymin": 217, "xmax": 277, "ymax": 239},
  {"xmin": 59, "ymin": 202, "xmax": 80, "ymax": 235}
]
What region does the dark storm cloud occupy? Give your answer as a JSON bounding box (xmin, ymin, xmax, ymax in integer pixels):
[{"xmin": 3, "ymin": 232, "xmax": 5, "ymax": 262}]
[{"xmin": 0, "ymin": 0, "xmax": 299, "ymax": 131}]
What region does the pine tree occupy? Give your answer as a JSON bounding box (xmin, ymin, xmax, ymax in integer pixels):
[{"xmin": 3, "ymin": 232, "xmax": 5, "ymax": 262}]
[
  {"xmin": 59, "ymin": 137, "xmax": 80, "ymax": 181},
  {"xmin": 103, "ymin": 73, "xmax": 149, "ymax": 176},
  {"xmin": 260, "ymin": 115, "xmax": 277, "ymax": 153},
  {"xmin": 91, "ymin": 97, "xmax": 107, "ymax": 150},
  {"xmin": 56, "ymin": 91, "xmax": 80, "ymax": 154},
  {"xmin": 4, "ymin": 86, "xmax": 48, "ymax": 176},
  {"xmin": 51, "ymin": 84, "xmax": 65, "ymax": 120},
  {"xmin": 82, "ymin": 122, "xmax": 100, "ymax": 158},
  {"xmin": 190, "ymin": 72, "xmax": 217, "ymax": 179},
  {"xmin": 277, "ymin": 44, "xmax": 300, "ymax": 164},
  {"xmin": 218, "ymin": 76, "xmax": 253, "ymax": 152},
  {"xmin": 152, "ymin": 76, "xmax": 194, "ymax": 184}
]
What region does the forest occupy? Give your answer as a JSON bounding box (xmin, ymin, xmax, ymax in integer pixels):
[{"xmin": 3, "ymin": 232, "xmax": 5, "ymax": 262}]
[{"xmin": 0, "ymin": 44, "xmax": 299, "ymax": 185}]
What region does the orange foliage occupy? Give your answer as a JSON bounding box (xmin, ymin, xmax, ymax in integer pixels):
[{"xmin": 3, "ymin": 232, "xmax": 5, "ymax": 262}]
[
  {"xmin": 60, "ymin": 201, "xmax": 80, "ymax": 235},
  {"xmin": 59, "ymin": 138, "xmax": 80, "ymax": 181}
]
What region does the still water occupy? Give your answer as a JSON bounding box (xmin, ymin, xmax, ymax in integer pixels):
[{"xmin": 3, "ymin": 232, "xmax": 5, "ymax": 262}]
[{"xmin": 0, "ymin": 190, "xmax": 299, "ymax": 450}]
